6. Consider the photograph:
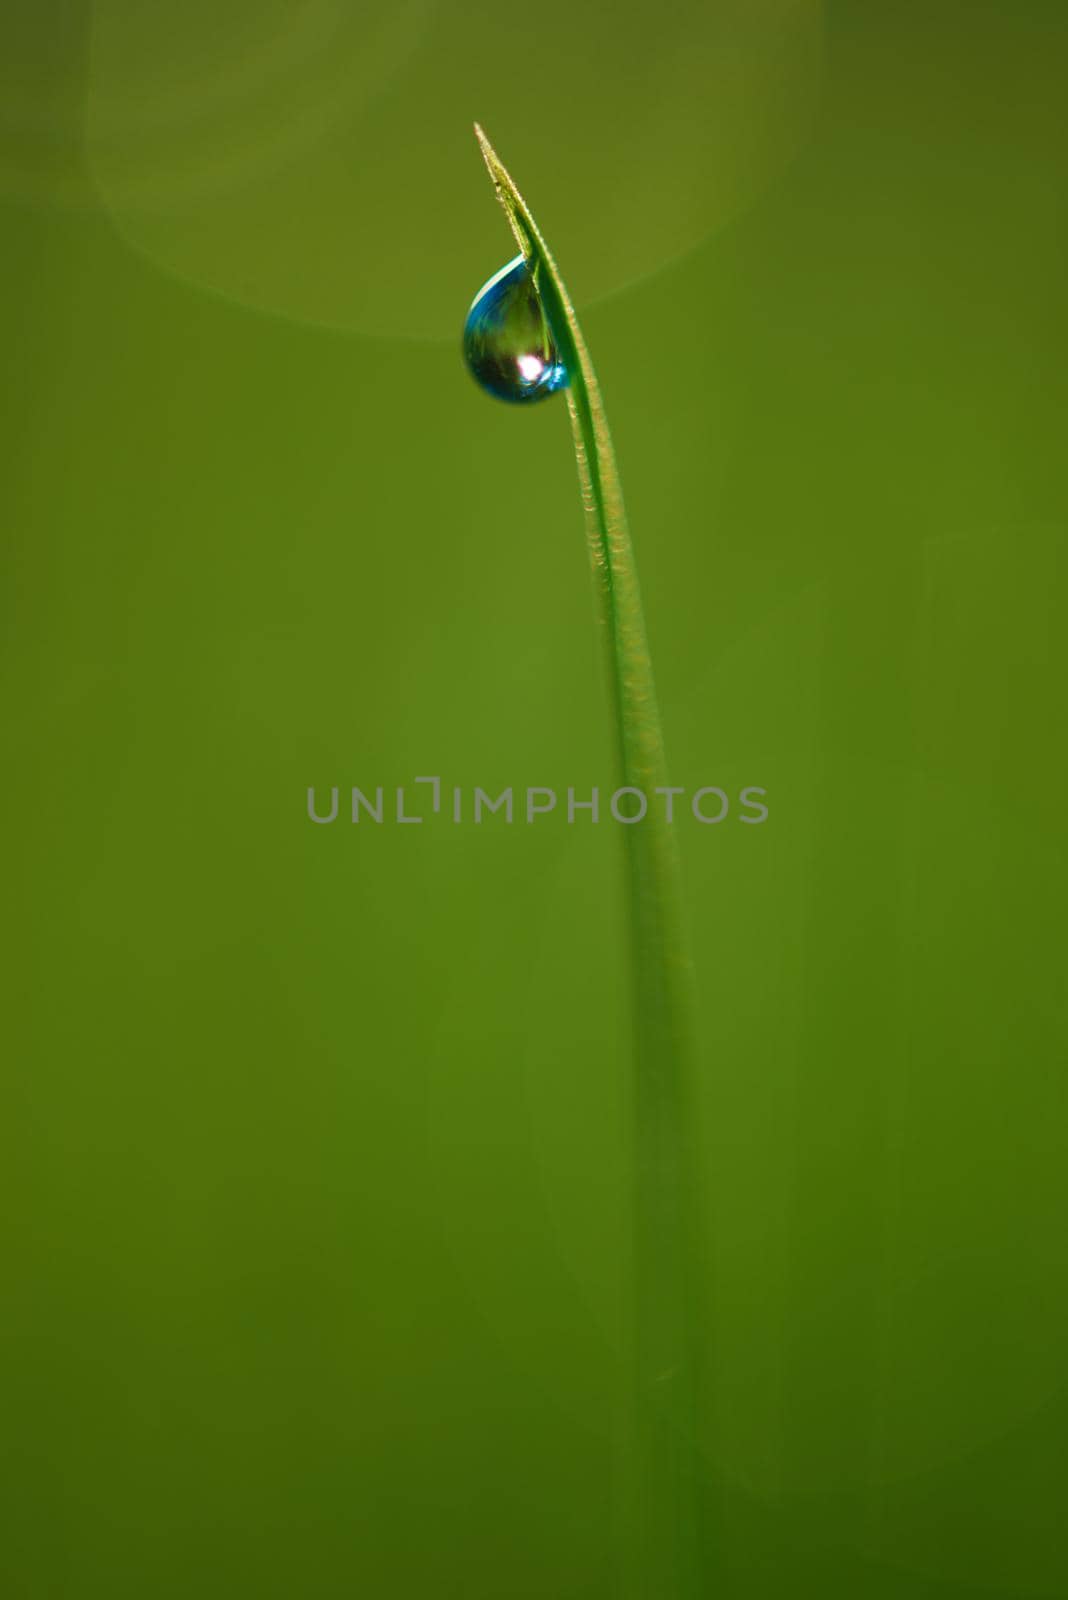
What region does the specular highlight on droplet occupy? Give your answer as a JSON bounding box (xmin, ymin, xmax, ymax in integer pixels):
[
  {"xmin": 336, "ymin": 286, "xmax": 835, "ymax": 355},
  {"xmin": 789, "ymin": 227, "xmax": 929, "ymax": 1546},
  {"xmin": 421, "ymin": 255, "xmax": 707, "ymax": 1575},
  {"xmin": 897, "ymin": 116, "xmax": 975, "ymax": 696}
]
[{"xmin": 462, "ymin": 255, "xmax": 569, "ymax": 404}]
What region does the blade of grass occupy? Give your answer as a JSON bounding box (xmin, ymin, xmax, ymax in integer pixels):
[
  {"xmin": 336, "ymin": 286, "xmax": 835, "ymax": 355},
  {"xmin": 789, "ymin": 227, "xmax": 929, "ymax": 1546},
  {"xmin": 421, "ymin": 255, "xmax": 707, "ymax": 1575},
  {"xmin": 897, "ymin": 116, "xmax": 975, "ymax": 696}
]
[{"xmin": 473, "ymin": 125, "xmax": 709, "ymax": 1599}]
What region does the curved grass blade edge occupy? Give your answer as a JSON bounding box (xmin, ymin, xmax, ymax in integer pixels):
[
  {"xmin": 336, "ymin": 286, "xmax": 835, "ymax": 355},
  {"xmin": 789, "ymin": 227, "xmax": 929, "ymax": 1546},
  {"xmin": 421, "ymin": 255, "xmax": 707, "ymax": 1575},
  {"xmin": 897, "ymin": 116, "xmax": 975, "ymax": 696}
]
[{"xmin": 473, "ymin": 125, "xmax": 710, "ymax": 1599}]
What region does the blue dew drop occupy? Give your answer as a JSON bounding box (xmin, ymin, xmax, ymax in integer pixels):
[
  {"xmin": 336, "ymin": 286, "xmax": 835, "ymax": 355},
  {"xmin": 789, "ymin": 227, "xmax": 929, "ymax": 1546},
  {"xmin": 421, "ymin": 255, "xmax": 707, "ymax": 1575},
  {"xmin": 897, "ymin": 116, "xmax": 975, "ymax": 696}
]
[{"xmin": 463, "ymin": 254, "xmax": 569, "ymax": 404}]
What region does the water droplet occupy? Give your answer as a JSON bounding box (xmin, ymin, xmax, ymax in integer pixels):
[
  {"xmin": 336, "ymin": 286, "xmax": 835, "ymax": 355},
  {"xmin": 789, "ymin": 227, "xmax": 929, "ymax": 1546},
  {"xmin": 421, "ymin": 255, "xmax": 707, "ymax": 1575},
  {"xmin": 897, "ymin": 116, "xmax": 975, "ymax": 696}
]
[{"xmin": 462, "ymin": 255, "xmax": 569, "ymax": 404}]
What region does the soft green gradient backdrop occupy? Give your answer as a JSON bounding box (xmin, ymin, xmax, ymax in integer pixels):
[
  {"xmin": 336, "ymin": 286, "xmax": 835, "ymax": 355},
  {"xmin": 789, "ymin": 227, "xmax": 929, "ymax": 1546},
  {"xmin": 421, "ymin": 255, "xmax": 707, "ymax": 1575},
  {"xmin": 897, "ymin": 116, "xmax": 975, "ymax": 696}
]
[{"xmin": 3, "ymin": 2, "xmax": 1067, "ymax": 1596}]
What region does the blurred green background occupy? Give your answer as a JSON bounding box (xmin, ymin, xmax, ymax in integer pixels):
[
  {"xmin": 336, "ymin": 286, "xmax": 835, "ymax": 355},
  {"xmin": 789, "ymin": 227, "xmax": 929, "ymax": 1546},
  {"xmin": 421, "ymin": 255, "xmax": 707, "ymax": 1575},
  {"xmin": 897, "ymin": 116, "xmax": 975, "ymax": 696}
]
[{"xmin": 3, "ymin": 1, "xmax": 1067, "ymax": 1595}]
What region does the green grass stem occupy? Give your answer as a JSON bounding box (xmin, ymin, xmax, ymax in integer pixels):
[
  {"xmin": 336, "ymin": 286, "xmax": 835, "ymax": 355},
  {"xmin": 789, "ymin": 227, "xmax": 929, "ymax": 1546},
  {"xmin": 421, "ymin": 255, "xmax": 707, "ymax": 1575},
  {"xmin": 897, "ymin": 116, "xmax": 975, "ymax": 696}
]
[{"xmin": 474, "ymin": 126, "xmax": 709, "ymax": 1600}]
